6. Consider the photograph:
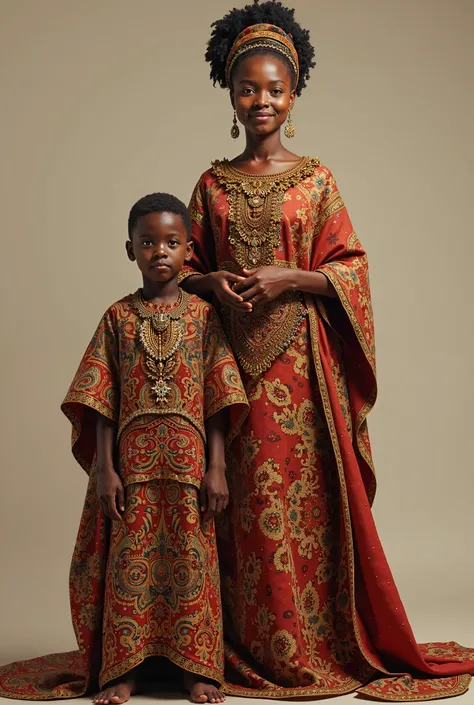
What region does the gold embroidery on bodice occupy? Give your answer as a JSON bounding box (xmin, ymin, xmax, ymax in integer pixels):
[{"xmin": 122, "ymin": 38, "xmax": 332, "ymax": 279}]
[
  {"xmin": 212, "ymin": 157, "xmax": 320, "ymax": 268},
  {"xmin": 212, "ymin": 158, "xmax": 320, "ymax": 377}
]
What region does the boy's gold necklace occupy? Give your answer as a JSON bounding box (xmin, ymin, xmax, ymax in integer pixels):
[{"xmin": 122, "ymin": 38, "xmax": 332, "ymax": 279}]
[{"xmin": 132, "ymin": 289, "xmax": 190, "ymax": 404}]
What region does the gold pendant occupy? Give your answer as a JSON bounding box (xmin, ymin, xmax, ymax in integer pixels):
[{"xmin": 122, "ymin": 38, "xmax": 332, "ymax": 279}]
[
  {"xmin": 132, "ymin": 290, "xmax": 189, "ymax": 404},
  {"xmin": 151, "ymin": 378, "xmax": 172, "ymax": 403}
]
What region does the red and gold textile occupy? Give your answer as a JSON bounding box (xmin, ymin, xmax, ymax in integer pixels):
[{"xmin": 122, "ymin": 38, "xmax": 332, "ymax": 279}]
[
  {"xmin": 225, "ymin": 23, "xmax": 299, "ymax": 88},
  {"xmin": 0, "ymin": 163, "xmax": 472, "ymax": 701},
  {"xmin": 0, "ymin": 474, "xmax": 224, "ymax": 697},
  {"xmin": 181, "ymin": 158, "xmax": 474, "ymax": 700},
  {"xmin": 100, "ymin": 478, "xmax": 224, "ymax": 685},
  {"xmin": 0, "ymin": 293, "xmax": 247, "ymax": 699},
  {"xmin": 61, "ymin": 291, "xmax": 248, "ymax": 486}
]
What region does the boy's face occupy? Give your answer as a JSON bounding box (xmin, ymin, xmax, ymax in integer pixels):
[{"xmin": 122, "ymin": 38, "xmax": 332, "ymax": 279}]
[{"xmin": 126, "ymin": 211, "xmax": 193, "ymax": 284}]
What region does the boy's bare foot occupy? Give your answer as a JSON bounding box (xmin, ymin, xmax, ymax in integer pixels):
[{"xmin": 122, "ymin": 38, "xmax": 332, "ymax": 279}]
[
  {"xmin": 93, "ymin": 679, "xmax": 136, "ymax": 704},
  {"xmin": 183, "ymin": 672, "xmax": 225, "ymax": 703}
]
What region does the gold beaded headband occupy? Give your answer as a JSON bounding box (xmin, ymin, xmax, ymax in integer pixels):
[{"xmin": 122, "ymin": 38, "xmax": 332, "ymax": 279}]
[{"xmin": 225, "ymin": 23, "xmax": 299, "ymax": 88}]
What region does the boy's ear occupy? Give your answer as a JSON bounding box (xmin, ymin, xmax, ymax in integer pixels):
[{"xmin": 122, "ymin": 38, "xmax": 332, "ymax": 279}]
[
  {"xmin": 185, "ymin": 240, "xmax": 194, "ymax": 262},
  {"xmin": 125, "ymin": 240, "xmax": 136, "ymax": 261}
]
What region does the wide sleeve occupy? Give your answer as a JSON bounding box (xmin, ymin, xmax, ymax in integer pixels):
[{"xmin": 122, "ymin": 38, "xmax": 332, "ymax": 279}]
[
  {"xmin": 202, "ymin": 305, "xmax": 248, "ymax": 443},
  {"xmin": 308, "ymin": 168, "xmax": 377, "ymax": 494},
  {"xmin": 61, "ymin": 308, "xmax": 119, "ymax": 473},
  {"xmin": 310, "ymin": 169, "xmax": 375, "ymax": 377},
  {"xmin": 179, "ymin": 173, "xmax": 218, "ymax": 283}
]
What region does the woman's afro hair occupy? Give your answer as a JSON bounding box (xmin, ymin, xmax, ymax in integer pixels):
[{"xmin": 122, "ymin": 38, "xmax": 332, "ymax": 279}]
[{"xmin": 205, "ymin": 0, "xmax": 315, "ymax": 96}]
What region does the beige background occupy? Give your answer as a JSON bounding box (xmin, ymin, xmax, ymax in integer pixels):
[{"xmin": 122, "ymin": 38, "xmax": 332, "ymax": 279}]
[{"xmin": 1, "ymin": 0, "xmax": 473, "ymax": 679}]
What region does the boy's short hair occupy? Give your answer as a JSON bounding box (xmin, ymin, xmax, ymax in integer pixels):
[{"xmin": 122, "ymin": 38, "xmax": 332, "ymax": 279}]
[{"xmin": 128, "ymin": 192, "xmax": 192, "ymax": 240}]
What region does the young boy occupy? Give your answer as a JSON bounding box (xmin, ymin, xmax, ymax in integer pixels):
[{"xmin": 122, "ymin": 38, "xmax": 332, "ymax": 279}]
[{"xmin": 62, "ymin": 193, "xmax": 248, "ymax": 704}]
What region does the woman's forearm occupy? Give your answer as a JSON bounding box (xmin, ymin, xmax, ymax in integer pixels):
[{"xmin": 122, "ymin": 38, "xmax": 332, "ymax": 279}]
[
  {"xmin": 290, "ymin": 270, "xmax": 337, "ymax": 298},
  {"xmin": 181, "ymin": 273, "xmax": 214, "ymax": 299}
]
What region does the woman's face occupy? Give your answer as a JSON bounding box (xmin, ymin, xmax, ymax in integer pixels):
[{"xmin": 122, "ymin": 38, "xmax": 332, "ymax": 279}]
[{"xmin": 231, "ymin": 53, "xmax": 296, "ymax": 137}]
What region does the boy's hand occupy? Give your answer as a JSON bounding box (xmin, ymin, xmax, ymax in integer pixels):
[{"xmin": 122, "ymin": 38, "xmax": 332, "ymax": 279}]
[
  {"xmin": 200, "ymin": 466, "xmax": 229, "ymax": 523},
  {"xmin": 97, "ymin": 467, "xmax": 125, "ymax": 521}
]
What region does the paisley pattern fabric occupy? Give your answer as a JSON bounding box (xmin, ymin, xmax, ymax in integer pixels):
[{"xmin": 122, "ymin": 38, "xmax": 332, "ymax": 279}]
[
  {"xmin": 0, "ymin": 292, "xmax": 247, "ymax": 698},
  {"xmin": 181, "ymin": 160, "xmax": 474, "ymax": 700},
  {"xmin": 61, "ymin": 291, "xmax": 248, "ymax": 484},
  {"xmin": 100, "ymin": 479, "xmax": 224, "ymax": 685},
  {"xmin": 0, "ymin": 165, "xmax": 472, "ymax": 701}
]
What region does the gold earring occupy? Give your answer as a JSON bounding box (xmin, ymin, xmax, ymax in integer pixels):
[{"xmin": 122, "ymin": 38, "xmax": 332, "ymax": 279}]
[
  {"xmin": 230, "ymin": 111, "xmax": 240, "ymax": 139},
  {"xmin": 284, "ymin": 109, "xmax": 295, "ymax": 138}
]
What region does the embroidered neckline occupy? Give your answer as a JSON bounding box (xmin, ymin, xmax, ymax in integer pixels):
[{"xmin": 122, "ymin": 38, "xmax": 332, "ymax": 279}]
[
  {"xmin": 212, "ymin": 156, "xmax": 319, "ymax": 188},
  {"xmin": 135, "ymin": 289, "xmax": 186, "ymax": 314},
  {"xmin": 211, "ymin": 156, "xmax": 320, "ymax": 268}
]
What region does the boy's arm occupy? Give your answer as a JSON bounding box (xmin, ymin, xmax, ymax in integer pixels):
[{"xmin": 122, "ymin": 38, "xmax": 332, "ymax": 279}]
[
  {"xmin": 96, "ymin": 413, "xmax": 124, "ymax": 521},
  {"xmin": 201, "ymin": 409, "xmax": 229, "ymax": 522},
  {"xmin": 206, "ymin": 408, "xmax": 227, "ymax": 472}
]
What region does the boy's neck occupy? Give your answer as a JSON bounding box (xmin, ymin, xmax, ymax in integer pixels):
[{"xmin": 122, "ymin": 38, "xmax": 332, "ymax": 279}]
[{"xmin": 141, "ymin": 276, "xmax": 180, "ymax": 305}]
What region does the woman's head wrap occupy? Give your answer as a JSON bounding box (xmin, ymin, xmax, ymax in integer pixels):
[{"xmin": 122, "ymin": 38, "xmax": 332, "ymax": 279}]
[{"xmin": 225, "ymin": 23, "xmax": 299, "ymax": 88}]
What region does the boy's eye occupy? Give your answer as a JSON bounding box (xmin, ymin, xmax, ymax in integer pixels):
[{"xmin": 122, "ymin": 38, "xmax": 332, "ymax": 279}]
[{"xmin": 141, "ymin": 240, "xmax": 153, "ymax": 247}]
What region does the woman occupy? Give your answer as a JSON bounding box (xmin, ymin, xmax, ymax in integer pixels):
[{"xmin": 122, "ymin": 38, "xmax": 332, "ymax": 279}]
[{"xmin": 180, "ymin": 1, "xmax": 474, "ymax": 700}]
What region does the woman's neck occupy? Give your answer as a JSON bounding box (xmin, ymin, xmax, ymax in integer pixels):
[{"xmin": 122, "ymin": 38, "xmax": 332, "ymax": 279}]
[{"xmin": 234, "ymin": 130, "xmax": 300, "ymax": 169}]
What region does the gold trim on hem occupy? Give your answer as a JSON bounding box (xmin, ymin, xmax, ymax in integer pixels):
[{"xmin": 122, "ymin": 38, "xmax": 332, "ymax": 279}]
[
  {"xmin": 357, "ymin": 674, "xmax": 472, "ymax": 702},
  {"xmin": 0, "ymin": 687, "xmax": 86, "ymax": 701},
  {"xmin": 222, "ymin": 675, "xmax": 366, "ymax": 699},
  {"xmin": 222, "ymin": 673, "xmax": 472, "ymax": 701},
  {"xmin": 0, "ymin": 673, "xmax": 469, "ymax": 702},
  {"xmin": 99, "ymin": 643, "xmax": 224, "ymax": 689},
  {"xmin": 306, "ymin": 299, "xmax": 384, "ymax": 679},
  {"xmin": 62, "ymin": 394, "xmax": 116, "ymax": 423}
]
